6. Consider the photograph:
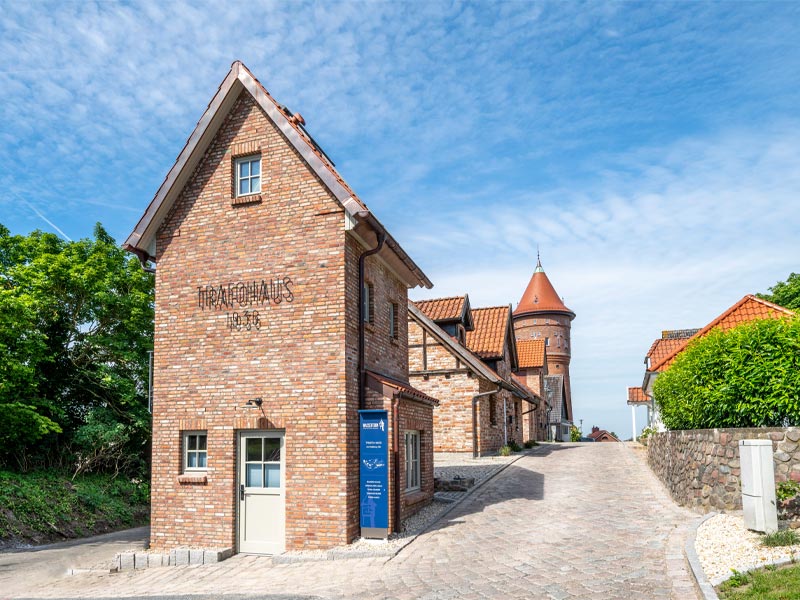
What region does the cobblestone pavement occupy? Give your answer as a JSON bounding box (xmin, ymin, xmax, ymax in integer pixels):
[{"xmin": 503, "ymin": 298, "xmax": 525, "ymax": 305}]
[{"xmin": 13, "ymin": 443, "xmax": 698, "ymax": 599}]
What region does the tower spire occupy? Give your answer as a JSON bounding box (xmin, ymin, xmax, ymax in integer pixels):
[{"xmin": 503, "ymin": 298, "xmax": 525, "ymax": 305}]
[{"xmin": 535, "ymin": 247, "xmax": 544, "ymax": 273}]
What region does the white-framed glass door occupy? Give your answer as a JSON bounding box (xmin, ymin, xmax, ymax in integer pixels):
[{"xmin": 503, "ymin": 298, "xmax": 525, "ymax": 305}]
[{"xmin": 238, "ymin": 431, "xmax": 285, "ymax": 554}]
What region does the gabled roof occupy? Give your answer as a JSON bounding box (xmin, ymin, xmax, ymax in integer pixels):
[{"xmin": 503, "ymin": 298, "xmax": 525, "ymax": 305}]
[
  {"xmin": 517, "ymin": 339, "xmax": 546, "ymax": 369},
  {"xmin": 645, "ymin": 337, "xmax": 690, "ymax": 369},
  {"xmin": 366, "ymin": 370, "xmax": 439, "ymax": 406},
  {"xmin": 466, "ymin": 305, "xmax": 518, "ymax": 365},
  {"xmin": 650, "ymin": 294, "xmax": 795, "ymax": 372},
  {"xmin": 627, "ymin": 387, "xmax": 648, "ymax": 405},
  {"xmin": 414, "ymin": 295, "xmax": 474, "ymax": 330},
  {"xmin": 408, "ymin": 302, "xmax": 539, "ymax": 404},
  {"xmin": 588, "ymin": 429, "xmax": 620, "ymax": 442},
  {"xmin": 514, "ymin": 258, "xmax": 575, "ymax": 319},
  {"xmin": 124, "ymin": 60, "xmax": 431, "ymax": 289}
]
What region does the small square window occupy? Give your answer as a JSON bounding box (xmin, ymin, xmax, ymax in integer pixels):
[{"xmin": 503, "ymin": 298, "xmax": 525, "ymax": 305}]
[
  {"xmin": 235, "ymin": 156, "xmax": 261, "ymax": 197},
  {"xmin": 184, "ymin": 431, "xmax": 207, "ymax": 471}
]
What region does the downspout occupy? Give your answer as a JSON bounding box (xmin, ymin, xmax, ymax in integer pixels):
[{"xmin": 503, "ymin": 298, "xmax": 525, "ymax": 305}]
[
  {"xmin": 358, "ymin": 232, "xmax": 386, "ymax": 410},
  {"xmin": 126, "ymin": 245, "xmax": 156, "ymax": 274},
  {"xmin": 392, "ymin": 394, "xmax": 401, "ymax": 533},
  {"xmin": 472, "ymin": 388, "xmax": 501, "ymax": 458},
  {"xmin": 503, "ymin": 398, "xmax": 508, "ymax": 447}
]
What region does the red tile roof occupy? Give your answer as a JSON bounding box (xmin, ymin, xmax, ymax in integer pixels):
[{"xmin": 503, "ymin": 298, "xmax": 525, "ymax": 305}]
[
  {"xmin": 627, "ymin": 387, "xmax": 648, "ymax": 404},
  {"xmin": 645, "ymin": 338, "xmax": 687, "ymax": 368},
  {"xmin": 414, "ymin": 296, "xmax": 466, "ymax": 322},
  {"xmin": 466, "ymin": 306, "xmax": 511, "ymax": 359},
  {"xmin": 366, "ymin": 370, "xmax": 439, "ymax": 406},
  {"xmin": 517, "ymin": 339, "xmax": 546, "ymax": 368},
  {"xmin": 514, "ymin": 259, "xmax": 574, "ymax": 318},
  {"xmin": 651, "ymin": 295, "xmax": 795, "ymax": 372},
  {"xmin": 588, "ymin": 429, "xmax": 620, "ymax": 442}
]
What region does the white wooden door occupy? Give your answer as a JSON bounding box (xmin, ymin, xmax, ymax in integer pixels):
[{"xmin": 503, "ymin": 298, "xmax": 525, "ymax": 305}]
[{"xmin": 238, "ymin": 431, "xmax": 285, "ymax": 554}]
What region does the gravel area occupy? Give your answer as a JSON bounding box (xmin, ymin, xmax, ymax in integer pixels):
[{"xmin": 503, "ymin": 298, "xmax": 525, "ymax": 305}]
[
  {"xmin": 275, "ymin": 450, "xmax": 522, "ymax": 562},
  {"xmin": 695, "ymin": 512, "xmax": 800, "ymax": 585}
]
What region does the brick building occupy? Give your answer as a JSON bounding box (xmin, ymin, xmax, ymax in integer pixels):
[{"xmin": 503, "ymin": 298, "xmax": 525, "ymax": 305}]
[
  {"xmin": 513, "ymin": 257, "xmax": 575, "ymax": 441},
  {"xmin": 515, "ymin": 338, "xmax": 548, "ymax": 441},
  {"xmin": 124, "ymin": 61, "xmax": 437, "ymax": 555},
  {"xmin": 409, "ymin": 298, "xmax": 539, "ymax": 455}
]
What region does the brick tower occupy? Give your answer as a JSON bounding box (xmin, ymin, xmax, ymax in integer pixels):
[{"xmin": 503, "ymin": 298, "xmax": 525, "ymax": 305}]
[{"xmin": 512, "ymin": 256, "xmax": 575, "ymax": 427}]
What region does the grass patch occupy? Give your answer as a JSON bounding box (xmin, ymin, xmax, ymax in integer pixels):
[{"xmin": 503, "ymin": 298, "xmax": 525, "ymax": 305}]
[
  {"xmin": 718, "ymin": 563, "xmax": 800, "ymax": 599},
  {"xmin": 0, "ymin": 469, "xmax": 149, "ymax": 548},
  {"xmin": 762, "ymin": 529, "xmax": 800, "ymax": 547}
]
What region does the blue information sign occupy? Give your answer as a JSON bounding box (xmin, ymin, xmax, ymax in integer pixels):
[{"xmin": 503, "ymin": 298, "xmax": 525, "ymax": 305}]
[{"xmin": 359, "ymin": 410, "xmax": 389, "ymax": 537}]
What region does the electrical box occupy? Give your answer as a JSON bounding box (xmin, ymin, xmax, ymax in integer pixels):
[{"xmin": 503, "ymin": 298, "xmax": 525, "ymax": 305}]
[{"xmin": 739, "ymin": 439, "xmax": 778, "ymax": 534}]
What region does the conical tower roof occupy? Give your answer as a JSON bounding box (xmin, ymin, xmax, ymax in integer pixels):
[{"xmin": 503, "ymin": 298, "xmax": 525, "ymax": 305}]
[{"xmin": 514, "ymin": 257, "xmax": 575, "ymax": 319}]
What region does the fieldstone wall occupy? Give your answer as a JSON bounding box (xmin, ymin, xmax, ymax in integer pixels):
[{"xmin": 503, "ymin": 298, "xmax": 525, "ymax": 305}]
[{"xmin": 646, "ymin": 427, "xmax": 800, "ymax": 512}]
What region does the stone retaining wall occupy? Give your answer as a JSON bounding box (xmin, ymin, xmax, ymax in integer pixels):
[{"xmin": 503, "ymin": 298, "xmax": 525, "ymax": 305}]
[{"xmin": 646, "ymin": 427, "xmax": 800, "ymax": 512}]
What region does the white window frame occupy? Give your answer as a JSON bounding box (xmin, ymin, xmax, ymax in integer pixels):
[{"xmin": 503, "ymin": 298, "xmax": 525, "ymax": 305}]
[
  {"xmin": 405, "ymin": 431, "xmax": 420, "ymax": 492},
  {"xmin": 183, "ymin": 431, "xmax": 208, "ymax": 472},
  {"xmin": 235, "ymin": 155, "xmax": 261, "ymax": 197}
]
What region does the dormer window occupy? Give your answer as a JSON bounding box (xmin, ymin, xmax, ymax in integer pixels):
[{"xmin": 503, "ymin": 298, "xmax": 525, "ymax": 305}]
[{"xmin": 236, "ymin": 156, "xmax": 261, "ymax": 197}]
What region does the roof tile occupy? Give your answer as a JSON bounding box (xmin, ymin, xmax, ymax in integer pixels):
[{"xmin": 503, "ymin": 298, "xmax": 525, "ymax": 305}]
[
  {"xmin": 466, "ymin": 306, "xmax": 510, "ymax": 359},
  {"xmin": 517, "ymin": 339, "xmax": 546, "ymax": 368},
  {"xmin": 414, "ymin": 296, "xmax": 466, "ymax": 322},
  {"xmin": 627, "ymin": 387, "xmax": 648, "ymax": 404}
]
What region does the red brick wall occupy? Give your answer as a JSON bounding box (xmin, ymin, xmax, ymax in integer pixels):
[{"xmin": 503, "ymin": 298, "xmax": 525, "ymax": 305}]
[{"xmin": 150, "ymin": 89, "xmax": 415, "ymax": 552}]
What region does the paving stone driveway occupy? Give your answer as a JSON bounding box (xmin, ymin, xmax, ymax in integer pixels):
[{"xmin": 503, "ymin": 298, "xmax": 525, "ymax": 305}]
[{"xmin": 14, "ymin": 443, "xmax": 699, "ymax": 599}]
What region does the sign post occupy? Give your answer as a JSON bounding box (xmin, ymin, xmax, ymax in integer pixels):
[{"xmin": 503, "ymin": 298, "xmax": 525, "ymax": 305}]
[{"xmin": 359, "ymin": 409, "xmax": 389, "ymax": 539}]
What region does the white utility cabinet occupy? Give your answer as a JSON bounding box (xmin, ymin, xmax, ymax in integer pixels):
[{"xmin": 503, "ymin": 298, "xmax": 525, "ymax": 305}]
[{"xmin": 739, "ymin": 439, "xmax": 778, "ymax": 534}]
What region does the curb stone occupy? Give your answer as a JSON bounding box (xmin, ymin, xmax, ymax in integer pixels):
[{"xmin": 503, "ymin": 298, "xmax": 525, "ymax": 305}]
[{"xmin": 685, "ymin": 512, "xmax": 720, "ymax": 600}]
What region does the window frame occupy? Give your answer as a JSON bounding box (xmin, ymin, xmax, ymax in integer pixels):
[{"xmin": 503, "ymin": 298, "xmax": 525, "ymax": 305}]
[
  {"xmin": 362, "ymin": 282, "xmax": 375, "ymax": 324},
  {"xmin": 183, "ymin": 431, "xmax": 208, "ymax": 472},
  {"xmin": 389, "ymin": 301, "xmax": 399, "ymax": 340},
  {"xmin": 234, "ymin": 155, "xmax": 262, "ymax": 198},
  {"xmin": 404, "ymin": 430, "xmax": 421, "ymax": 492}
]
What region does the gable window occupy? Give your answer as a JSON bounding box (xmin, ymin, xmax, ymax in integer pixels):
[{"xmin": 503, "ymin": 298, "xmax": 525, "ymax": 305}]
[
  {"xmin": 235, "ymin": 156, "xmax": 261, "ymax": 197},
  {"xmin": 405, "ymin": 431, "xmax": 420, "ymax": 491},
  {"xmin": 389, "ymin": 302, "xmax": 399, "ymax": 339},
  {"xmin": 184, "ymin": 431, "xmax": 207, "ymax": 471},
  {"xmin": 362, "ymin": 282, "xmax": 374, "ymax": 324}
]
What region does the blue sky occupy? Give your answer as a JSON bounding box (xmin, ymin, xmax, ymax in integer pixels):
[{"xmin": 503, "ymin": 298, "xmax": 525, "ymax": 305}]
[{"xmin": 2, "ymin": 1, "xmax": 800, "ymax": 440}]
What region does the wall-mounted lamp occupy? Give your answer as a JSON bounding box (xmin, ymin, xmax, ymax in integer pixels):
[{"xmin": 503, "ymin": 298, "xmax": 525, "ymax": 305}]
[{"xmin": 242, "ymin": 397, "xmax": 263, "ymax": 409}]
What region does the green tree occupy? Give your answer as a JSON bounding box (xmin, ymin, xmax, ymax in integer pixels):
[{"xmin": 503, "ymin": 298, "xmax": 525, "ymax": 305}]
[
  {"xmin": 759, "ymin": 272, "xmax": 800, "ymax": 310},
  {"xmin": 653, "ymin": 317, "xmax": 800, "ymax": 430},
  {"xmin": 570, "ymin": 425, "xmax": 581, "ymax": 441},
  {"xmin": 0, "ymin": 224, "xmax": 153, "ymax": 474}
]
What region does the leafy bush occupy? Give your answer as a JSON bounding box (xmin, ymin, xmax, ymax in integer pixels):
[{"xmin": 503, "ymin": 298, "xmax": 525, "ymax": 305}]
[
  {"xmin": 570, "ymin": 425, "xmax": 581, "ymax": 441},
  {"xmin": 508, "ymin": 440, "xmax": 522, "ymax": 452},
  {"xmin": 498, "ymin": 445, "xmax": 512, "ymax": 456},
  {"xmin": 523, "ymin": 440, "xmax": 539, "ymax": 448},
  {"xmin": 777, "ymin": 480, "xmax": 800, "ymax": 502},
  {"xmin": 638, "ymin": 426, "xmax": 657, "ymax": 446},
  {"xmin": 653, "ymin": 317, "xmax": 800, "ymax": 430},
  {"xmin": 762, "ymin": 529, "xmax": 800, "ymax": 547}
]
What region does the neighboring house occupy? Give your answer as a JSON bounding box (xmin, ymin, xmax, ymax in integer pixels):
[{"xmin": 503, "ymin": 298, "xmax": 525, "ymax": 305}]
[
  {"xmin": 587, "ymin": 426, "xmax": 620, "ymax": 443},
  {"xmin": 123, "ymin": 61, "xmax": 437, "ymax": 555},
  {"xmin": 639, "ymin": 294, "xmax": 795, "ymax": 430},
  {"xmin": 626, "ymin": 386, "xmax": 650, "ymax": 441},
  {"xmin": 409, "ymin": 298, "xmax": 539, "ymax": 455},
  {"xmin": 543, "ymin": 374, "xmax": 571, "ymax": 441},
  {"xmin": 513, "ymin": 257, "xmax": 575, "ymax": 435},
  {"xmin": 516, "ymin": 338, "xmax": 549, "ymax": 441}
]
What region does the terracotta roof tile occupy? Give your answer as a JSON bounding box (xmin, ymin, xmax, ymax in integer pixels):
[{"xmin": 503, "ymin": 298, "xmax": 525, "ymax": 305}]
[
  {"xmin": 627, "ymin": 387, "xmax": 648, "ymax": 404},
  {"xmin": 517, "ymin": 339, "xmax": 546, "ymax": 368},
  {"xmin": 645, "ymin": 338, "xmax": 687, "ymax": 368},
  {"xmin": 514, "ymin": 259, "xmax": 574, "ymax": 318},
  {"xmin": 366, "ymin": 370, "xmax": 439, "ymax": 406},
  {"xmin": 466, "ymin": 306, "xmax": 510, "ymax": 359},
  {"xmin": 651, "ymin": 295, "xmax": 795, "ymax": 372},
  {"xmin": 414, "ymin": 296, "xmax": 466, "ymax": 322}
]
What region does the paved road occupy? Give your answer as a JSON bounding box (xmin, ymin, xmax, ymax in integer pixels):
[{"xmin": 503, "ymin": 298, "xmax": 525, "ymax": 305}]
[{"xmin": 7, "ymin": 444, "xmax": 699, "ymax": 599}]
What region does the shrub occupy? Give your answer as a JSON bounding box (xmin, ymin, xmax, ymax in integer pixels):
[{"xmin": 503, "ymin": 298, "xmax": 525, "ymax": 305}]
[
  {"xmin": 653, "ymin": 317, "xmax": 800, "ymax": 430},
  {"xmin": 523, "ymin": 440, "xmax": 538, "ymax": 449},
  {"xmin": 570, "ymin": 425, "xmax": 582, "ymax": 442},
  {"xmin": 498, "ymin": 445, "xmax": 512, "ymax": 456},
  {"xmin": 777, "ymin": 480, "xmax": 800, "ymax": 502},
  {"xmin": 508, "ymin": 440, "xmax": 522, "ymax": 452}
]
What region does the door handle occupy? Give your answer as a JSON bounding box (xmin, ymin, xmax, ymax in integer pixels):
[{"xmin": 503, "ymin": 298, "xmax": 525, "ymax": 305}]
[{"xmin": 240, "ymin": 484, "xmax": 245, "ymax": 501}]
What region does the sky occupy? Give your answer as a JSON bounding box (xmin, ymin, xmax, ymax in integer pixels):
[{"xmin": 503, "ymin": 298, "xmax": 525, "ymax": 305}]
[{"xmin": 2, "ymin": 1, "xmax": 799, "ymax": 440}]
